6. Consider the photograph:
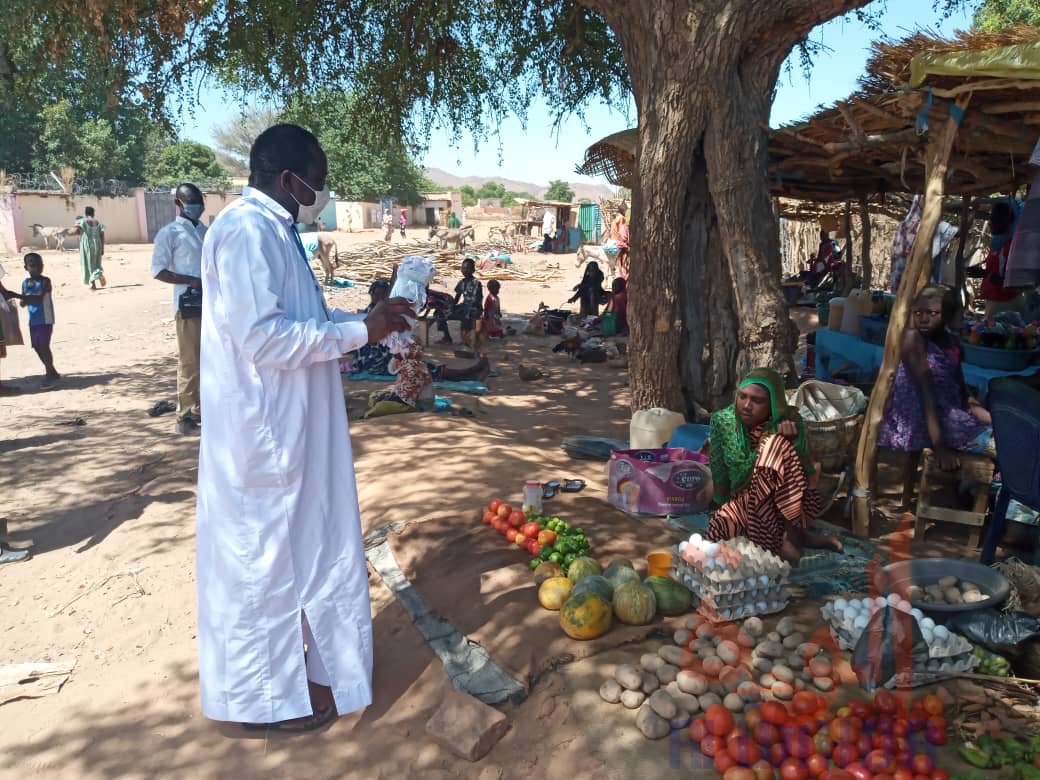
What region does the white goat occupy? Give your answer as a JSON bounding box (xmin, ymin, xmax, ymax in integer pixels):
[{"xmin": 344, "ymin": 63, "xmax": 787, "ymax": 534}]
[
  {"xmin": 575, "ymin": 243, "xmax": 619, "ymax": 279},
  {"xmin": 29, "ymin": 224, "xmax": 78, "ymax": 251}
]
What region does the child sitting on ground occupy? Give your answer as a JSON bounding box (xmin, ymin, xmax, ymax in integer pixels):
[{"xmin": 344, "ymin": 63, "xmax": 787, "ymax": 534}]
[
  {"xmin": 19, "ymin": 253, "xmax": 60, "ymax": 388},
  {"xmin": 603, "ymin": 277, "xmax": 629, "ymax": 335}
]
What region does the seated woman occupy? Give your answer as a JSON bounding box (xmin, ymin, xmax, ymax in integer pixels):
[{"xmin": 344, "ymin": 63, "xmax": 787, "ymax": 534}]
[
  {"xmin": 568, "ymin": 261, "xmax": 606, "ymax": 317},
  {"xmin": 878, "ymin": 284, "xmax": 993, "ymax": 471},
  {"xmin": 707, "ymin": 368, "xmax": 843, "ymax": 564},
  {"xmin": 603, "ymin": 277, "xmax": 628, "ymax": 334}
]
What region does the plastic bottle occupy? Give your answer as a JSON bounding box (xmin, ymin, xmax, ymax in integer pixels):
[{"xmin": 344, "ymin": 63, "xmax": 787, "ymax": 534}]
[
  {"xmin": 630, "ymin": 408, "xmax": 686, "ymax": 449},
  {"xmin": 522, "ymin": 480, "xmax": 542, "ymax": 515},
  {"xmin": 841, "ymin": 289, "xmax": 868, "ymax": 336},
  {"xmin": 828, "ymin": 297, "xmax": 846, "ymax": 331}
]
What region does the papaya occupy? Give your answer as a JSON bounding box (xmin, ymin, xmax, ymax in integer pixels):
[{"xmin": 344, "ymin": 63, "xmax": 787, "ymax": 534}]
[{"xmin": 538, "ymin": 577, "xmax": 573, "ymax": 610}]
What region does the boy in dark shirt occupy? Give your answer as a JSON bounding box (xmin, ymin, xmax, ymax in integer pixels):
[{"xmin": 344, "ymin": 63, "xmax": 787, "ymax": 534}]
[{"xmin": 436, "ymin": 258, "xmax": 483, "ymax": 347}]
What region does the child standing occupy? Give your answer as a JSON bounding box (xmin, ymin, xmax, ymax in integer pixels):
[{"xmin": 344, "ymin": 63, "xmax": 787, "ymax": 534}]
[
  {"xmin": 437, "ymin": 258, "xmax": 482, "ymax": 347},
  {"xmin": 20, "ymin": 253, "xmax": 59, "ymax": 387},
  {"xmin": 481, "ymin": 279, "xmax": 504, "ymax": 340}
]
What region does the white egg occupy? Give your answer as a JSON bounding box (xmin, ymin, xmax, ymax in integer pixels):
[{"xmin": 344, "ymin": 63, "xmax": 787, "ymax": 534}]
[
  {"xmin": 886, "ymin": 594, "xmax": 899, "ymax": 606},
  {"xmin": 873, "ymin": 596, "xmax": 887, "ymax": 608},
  {"xmin": 897, "ymin": 601, "xmax": 912, "ymax": 613},
  {"xmin": 690, "ymin": 533, "xmax": 703, "ymax": 544},
  {"xmin": 921, "ymin": 617, "xmax": 936, "ymax": 631},
  {"xmin": 834, "ymin": 598, "xmax": 848, "ymax": 611},
  {"xmin": 678, "ymin": 541, "xmax": 687, "ymax": 552},
  {"xmin": 922, "ymin": 627, "xmax": 934, "ymax": 644},
  {"xmin": 704, "ymin": 542, "xmax": 719, "ymax": 555},
  {"xmin": 934, "ymin": 625, "xmax": 949, "ymax": 641},
  {"xmin": 911, "ymin": 608, "xmax": 924, "ymax": 620},
  {"xmin": 853, "ymin": 615, "xmax": 868, "ymax": 630}
]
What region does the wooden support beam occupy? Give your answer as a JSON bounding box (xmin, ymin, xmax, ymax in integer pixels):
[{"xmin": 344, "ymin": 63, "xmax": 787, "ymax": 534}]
[
  {"xmin": 823, "ymin": 128, "xmax": 920, "ymax": 154},
  {"xmin": 982, "ymin": 100, "xmax": 1040, "ymax": 115},
  {"xmin": 843, "ymin": 201, "xmax": 854, "ymax": 295},
  {"xmin": 954, "ymin": 195, "xmax": 974, "ymax": 300},
  {"xmin": 838, "ymin": 101, "xmax": 868, "ymax": 145},
  {"xmin": 853, "ymin": 98, "xmax": 911, "ymax": 126},
  {"xmin": 859, "ymin": 195, "xmax": 873, "ymax": 289},
  {"xmin": 851, "ymin": 91, "xmax": 973, "ymax": 537},
  {"xmin": 931, "ymin": 78, "xmax": 1037, "ymax": 98}
]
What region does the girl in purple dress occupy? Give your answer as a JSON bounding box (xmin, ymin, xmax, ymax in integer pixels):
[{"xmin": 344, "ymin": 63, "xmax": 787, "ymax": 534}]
[{"xmin": 878, "ymin": 284, "xmax": 994, "ymax": 471}]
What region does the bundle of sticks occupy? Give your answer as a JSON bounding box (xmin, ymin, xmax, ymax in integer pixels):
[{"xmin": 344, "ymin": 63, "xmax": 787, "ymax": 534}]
[{"xmin": 952, "ymin": 674, "xmax": 1040, "ymax": 740}]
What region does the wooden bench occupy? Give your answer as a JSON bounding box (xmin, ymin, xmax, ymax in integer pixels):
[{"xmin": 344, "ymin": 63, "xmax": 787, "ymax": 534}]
[{"xmin": 911, "ymin": 448, "xmax": 994, "ymax": 549}]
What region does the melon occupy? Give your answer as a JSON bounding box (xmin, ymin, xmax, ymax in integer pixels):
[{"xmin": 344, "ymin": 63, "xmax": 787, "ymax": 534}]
[
  {"xmin": 643, "ymin": 576, "xmax": 691, "ymax": 616},
  {"xmin": 604, "ymin": 559, "xmax": 641, "ymax": 589},
  {"xmin": 538, "ymin": 577, "xmax": 574, "ymax": 610},
  {"xmin": 567, "ymin": 556, "xmax": 603, "ymax": 584},
  {"xmin": 533, "ymin": 561, "xmax": 565, "ymax": 585},
  {"xmin": 559, "ymin": 592, "xmax": 613, "ymax": 640},
  {"xmin": 571, "ymin": 574, "xmax": 614, "ymax": 603},
  {"xmin": 613, "ymin": 581, "xmax": 657, "ymax": 625}
]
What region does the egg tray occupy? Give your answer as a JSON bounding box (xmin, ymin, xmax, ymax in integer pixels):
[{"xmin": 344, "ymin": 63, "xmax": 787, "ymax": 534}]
[
  {"xmin": 673, "ymin": 537, "xmax": 791, "ymax": 584},
  {"xmin": 695, "ymin": 595, "xmax": 790, "ymax": 624},
  {"xmin": 821, "ymin": 604, "xmax": 973, "ymax": 659}
]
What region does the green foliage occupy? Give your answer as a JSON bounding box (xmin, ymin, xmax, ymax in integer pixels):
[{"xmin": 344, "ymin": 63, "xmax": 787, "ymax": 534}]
[
  {"xmin": 476, "ymin": 181, "xmax": 507, "ymax": 200},
  {"xmin": 280, "ymin": 90, "xmax": 428, "ymax": 203},
  {"xmin": 544, "ymin": 179, "xmax": 575, "ymax": 202},
  {"xmin": 460, "ymin": 185, "xmax": 478, "ymax": 207},
  {"xmin": 146, "ymin": 141, "xmax": 228, "ymax": 185},
  {"xmin": 973, "ymin": 0, "xmax": 1040, "ymax": 29},
  {"xmin": 34, "ymin": 100, "xmax": 133, "ymax": 181}
]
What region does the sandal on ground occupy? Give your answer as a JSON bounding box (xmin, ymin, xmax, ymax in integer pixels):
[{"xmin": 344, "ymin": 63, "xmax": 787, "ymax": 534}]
[
  {"xmin": 562, "ymin": 479, "xmax": 586, "ymax": 493},
  {"xmin": 148, "ymin": 400, "xmax": 177, "ymax": 417},
  {"xmin": 0, "ymin": 545, "xmax": 31, "ymax": 565},
  {"xmin": 241, "ymin": 705, "xmax": 337, "ymax": 734},
  {"xmin": 543, "ymin": 480, "xmax": 561, "ymax": 500}
]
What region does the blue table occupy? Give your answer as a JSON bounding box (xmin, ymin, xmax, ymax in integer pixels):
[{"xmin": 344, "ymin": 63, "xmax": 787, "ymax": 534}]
[{"xmin": 814, "ymin": 328, "xmax": 1040, "ymax": 399}]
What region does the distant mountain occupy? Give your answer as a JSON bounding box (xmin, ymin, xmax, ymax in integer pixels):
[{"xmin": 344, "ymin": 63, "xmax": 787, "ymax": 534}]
[{"xmin": 423, "ymin": 167, "xmax": 615, "ymax": 203}]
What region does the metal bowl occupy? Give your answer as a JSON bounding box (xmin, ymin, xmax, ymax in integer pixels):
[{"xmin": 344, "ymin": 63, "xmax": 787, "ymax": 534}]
[{"xmin": 882, "ymin": 558, "xmax": 1009, "ymax": 615}]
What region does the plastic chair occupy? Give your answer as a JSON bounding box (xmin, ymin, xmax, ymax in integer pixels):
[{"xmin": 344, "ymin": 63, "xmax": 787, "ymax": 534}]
[{"xmin": 980, "ymin": 378, "xmax": 1040, "ymax": 565}]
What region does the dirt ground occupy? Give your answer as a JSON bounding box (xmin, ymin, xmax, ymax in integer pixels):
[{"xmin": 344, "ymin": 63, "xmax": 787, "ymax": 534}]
[{"xmin": 0, "ymin": 221, "xmax": 989, "ymax": 779}]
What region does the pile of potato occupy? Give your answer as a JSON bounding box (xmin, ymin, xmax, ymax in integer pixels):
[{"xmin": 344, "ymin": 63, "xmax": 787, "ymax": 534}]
[{"xmin": 908, "ymin": 575, "xmax": 989, "ymax": 605}]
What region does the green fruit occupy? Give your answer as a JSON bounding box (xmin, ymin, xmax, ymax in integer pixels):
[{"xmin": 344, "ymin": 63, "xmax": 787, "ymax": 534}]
[
  {"xmin": 549, "ymin": 552, "xmax": 563, "ymax": 564},
  {"xmin": 563, "ymin": 553, "xmax": 576, "ymax": 569},
  {"xmin": 643, "ymin": 576, "xmax": 691, "ymax": 616},
  {"xmin": 538, "ymin": 546, "xmax": 552, "ymax": 561},
  {"xmin": 529, "ymin": 559, "xmax": 540, "ymax": 570},
  {"xmin": 612, "ymin": 581, "xmax": 657, "ymax": 625}
]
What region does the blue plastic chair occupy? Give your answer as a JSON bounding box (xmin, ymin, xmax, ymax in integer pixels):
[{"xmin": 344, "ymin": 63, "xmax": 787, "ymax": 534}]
[{"xmin": 980, "ymin": 378, "xmax": 1040, "ymax": 564}]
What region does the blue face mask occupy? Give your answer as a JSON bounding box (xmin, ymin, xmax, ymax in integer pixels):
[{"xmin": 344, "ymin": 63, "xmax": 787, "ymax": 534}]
[{"xmin": 181, "ymin": 202, "xmax": 205, "ymax": 222}]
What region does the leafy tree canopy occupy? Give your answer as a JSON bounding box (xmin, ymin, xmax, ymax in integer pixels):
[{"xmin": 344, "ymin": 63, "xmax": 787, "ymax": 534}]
[
  {"xmin": 973, "ymin": 0, "xmax": 1040, "ymax": 29},
  {"xmin": 147, "ymin": 140, "xmax": 228, "ymax": 186},
  {"xmin": 544, "ymin": 179, "xmax": 575, "ymax": 202}
]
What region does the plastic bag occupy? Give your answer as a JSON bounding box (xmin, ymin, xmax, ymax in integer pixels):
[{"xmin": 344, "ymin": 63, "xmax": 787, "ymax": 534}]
[
  {"xmin": 383, "ymin": 255, "xmax": 435, "ymax": 353},
  {"xmin": 948, "ymin": 609, "xmax": 1040, "ymax": 654},
  {"xmin": 852, "ymin": 605, "xmax": 931, "ymax": 691},
  {"xmin": 560, "ymin": 436, "xmax": 628, "ymax": 461}
]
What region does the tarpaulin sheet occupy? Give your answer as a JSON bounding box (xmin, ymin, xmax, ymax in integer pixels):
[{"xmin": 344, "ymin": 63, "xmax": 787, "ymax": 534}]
[{"xmin": 911, "ymin": 41, "xmax": 1040, "ymax": 87}]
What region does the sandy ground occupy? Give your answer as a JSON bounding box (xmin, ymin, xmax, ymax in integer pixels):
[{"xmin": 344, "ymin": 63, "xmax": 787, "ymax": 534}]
[{"xmin": 0, "ymin": 223, "xmax": 991, "ymax": 779}]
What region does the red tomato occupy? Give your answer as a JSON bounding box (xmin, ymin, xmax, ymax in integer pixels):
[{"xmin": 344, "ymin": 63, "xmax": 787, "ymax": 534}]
[
  {"xmin": 924, "ymin": 717, "xmax": 947, "ymax": 746},
  {"xmin": 820, "ymin": 773, "xmax": 856, "ymax": 780},
  {"xmin": 705, "ymin": 704, "xmax": 736, "ymax": 737},
  {"xmin": 488, "ymin": 499, "xmax": 502, "ymax": 513},
  {"xmin": 872, "ymin": 732, "xmax": 898, "ymax": 755},
  {"xmin": 844, "ymin": 763, "xmax": 872, "ymax": 780},
  {"xmin": 793, "ymin": 691, "xmax": 819, "ymax": 715},
  {"xmin": 805, "ymin": 753, "xmax": 829, "ymax": 778},
  {"xmin": 514, "ymin": 533, "xmax": 527, "ymax": 546},
  {"xmin": 689, "ymin": 719, "xmax": 707, "ymax": 742},
  {"xmin": 893, "ymin": 770, "xmax": 914, "ymax": 780},
  {"xmin": 780, "ymin": 758, "xmax": 810, "ymax": 780},
  {"xmin": 520, "ymin": 521, "xmax": 540, "ymax": 538},
  {"xmin": 874, "ymin": 776, "xmax": 895, "ymax": 780},
  {"xmin": 828, "ymin": 718, "xmax": 860, "ymax": 745},
  {"xmin": 761, "ymin": 702, "xmax": 790, "ymax": 726},
  {"xmin": 848, "ymin": 701, "xmax": 874, "ymax": 719},
  {"xmin": 508, "ymin": 510, "xmax": 525, "ymax": 528},
  {"xmin": 893, "ymin": 719, "xmax": 908, "ymax": 738},
  {"xmin": 715, "ymin": 749, "xmax": 738, "ymax": 772},
  {"xmin": 701, "ymin": 734, "xmax": 722, "ymax": 757},
  {"xmin": 750, "ymin": 760, "xmax": 775, "ymax": 780},
  {"xmin": 496, "ymin": 504, "xmax": 512, "ymax": 519},
  {"xmin": 793, "ymin": 714, "xmax": 820, "ymax": 735},
  {"xmin": 482, "ymin": 510, "xmax": 495, "ymax": 525},
  {"xmin": 724, "ymin": 768, "xmax": 759, "ymax": 780},
  {"xmin": 770, "ymin": 743, "xmax": 789, "ymax": 767},
  {"xmin": 505, "ymin": 528, "xmax": 518, "ymax": 542},
  {"xmin": 874, "ymin": 691, "xmax": 897, "ymax": 716},
  {"xmin": 920, "ymin": 695, "xmax": 944, "ymax": 717},
  {"xmin": 856, "ymin": 733, "xmax": 873, "ymax": 761},
  {"xmin": 929, "ymin": 771, "xmax": 949, "ymax": 780},
  {"xmin": 753, "ymin": 721, "xmax": 781, "ymax": 746},
  {"xmin": 864, "ymin": 749, "xmax": 894, "ymax": 772},
  {"xmin": 910, "ymin": 755, "xmax": 933, "ymax": 774},
  {"xmin": 831, "ymin": 742, "xmax": 859, "ymax": 769},
  {"xmin": 536, "ymin": 530, "xmax": 557, "ymax": 546},
  {"xmin": 914, "ymin": 776, "xmax": 930, "ymax": 780},
  {"xmin": 726, "ymin": 735, "xmax": 762, "ymax": 766}
]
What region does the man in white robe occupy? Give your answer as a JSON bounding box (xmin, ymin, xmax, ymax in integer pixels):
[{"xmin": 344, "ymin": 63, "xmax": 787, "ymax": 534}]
[{"xmin": 196, "ymin": 124, "xmax": 412, "ymax": 731}]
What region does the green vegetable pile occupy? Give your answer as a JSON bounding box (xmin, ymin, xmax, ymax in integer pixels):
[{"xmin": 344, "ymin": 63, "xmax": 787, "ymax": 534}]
[
  {"xmin": 973, "ymin": 644, "xmax": 1012, "ymax": 676},
  {"xmin": 525, "ymin": 513, "xmax": 590, "ymax": 571},
  {"xmin": 955, "ymin": 735, "xmax": 1040, "ymax": 779}
]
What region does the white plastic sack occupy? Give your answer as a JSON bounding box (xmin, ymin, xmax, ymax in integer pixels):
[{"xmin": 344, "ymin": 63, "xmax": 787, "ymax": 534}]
[
  {"xmin": 787, "ymin": 380, "xmax": 867, "ymax": 423},
  {"xmin": 383, "ymin": 255, "xmax": 436, "ymax": 353}
]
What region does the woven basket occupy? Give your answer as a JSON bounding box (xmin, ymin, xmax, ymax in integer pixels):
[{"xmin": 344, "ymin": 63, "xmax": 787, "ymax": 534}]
[{"xmin": 806, "ymin": 414, "xmax": 863, "ymax": 472}]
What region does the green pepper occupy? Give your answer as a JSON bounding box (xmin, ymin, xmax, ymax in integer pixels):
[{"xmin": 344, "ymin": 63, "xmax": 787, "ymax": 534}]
[
  {"xmin": 959, "ymin": 744, "xmax": 994, "ymax": 768},
  {"xmin": 1015, "ymin": 764, "xmax": 1040, "ymax": 780}
]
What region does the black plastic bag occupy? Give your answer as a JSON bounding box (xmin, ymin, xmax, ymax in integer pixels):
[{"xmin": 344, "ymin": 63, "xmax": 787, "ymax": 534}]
[
  {"xmin": 852, "ymin": 605, "xmax": 931, "ymax": 691},
  {"xmin": 948, "ymin": 609, "xmax": 1040, "ymax": 654}
]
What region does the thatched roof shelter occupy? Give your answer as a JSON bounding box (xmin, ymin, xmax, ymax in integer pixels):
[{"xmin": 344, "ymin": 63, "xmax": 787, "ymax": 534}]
[{"xmin": 578, "ymin": 26, "xmax": 1040, "ymax": 203}]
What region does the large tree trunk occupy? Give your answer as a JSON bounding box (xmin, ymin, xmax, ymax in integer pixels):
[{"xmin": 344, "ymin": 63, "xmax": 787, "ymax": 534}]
[{"xmin": 582, "ymin": 0, "xmax": 872, "ymax": 413}]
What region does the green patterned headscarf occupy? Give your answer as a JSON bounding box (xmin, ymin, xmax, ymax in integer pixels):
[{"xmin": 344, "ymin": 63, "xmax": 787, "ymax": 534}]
[{"xmin": 709, "ymin": 368, "xmax": 813, "ymax": 506}]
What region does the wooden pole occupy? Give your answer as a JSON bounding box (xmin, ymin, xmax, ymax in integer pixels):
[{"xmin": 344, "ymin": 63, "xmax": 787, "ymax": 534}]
[
  {"xmin": 843, "ymin": 201, "xmax": 854, "ymax": 295},
  {"xmin": 859, "ymin": 195, "xmax": 872, "ymax": 289},
  {"xmin": 850, "ymin": 93, "xmax": 972, "ymax": 537},
  {"xmin": 953, "ymin": 195, "xmax": 974, "ymax": 311}
]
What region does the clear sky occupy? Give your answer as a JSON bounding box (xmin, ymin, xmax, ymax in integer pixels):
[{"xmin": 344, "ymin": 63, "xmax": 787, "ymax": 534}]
[{"xmin": 179, "ymin": 1, "xmax": 978, "ymax": 188}]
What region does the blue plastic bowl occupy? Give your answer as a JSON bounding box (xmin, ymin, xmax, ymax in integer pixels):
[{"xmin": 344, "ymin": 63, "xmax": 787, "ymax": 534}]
[{"xmin": 962, "ymin": 342, "xmax": 1034, "ymax": 371}]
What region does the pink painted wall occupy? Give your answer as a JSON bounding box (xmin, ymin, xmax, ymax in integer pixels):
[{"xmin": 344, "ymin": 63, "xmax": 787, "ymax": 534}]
[{"xmin": 0, "ymin": 193, "xmax": 20, "ymax": 255}]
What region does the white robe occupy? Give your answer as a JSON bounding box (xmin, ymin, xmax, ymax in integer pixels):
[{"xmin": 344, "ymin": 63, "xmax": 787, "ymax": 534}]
[{"xmin": 196, "ymin": 186, "xmax": 373, "ymax": 723}]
